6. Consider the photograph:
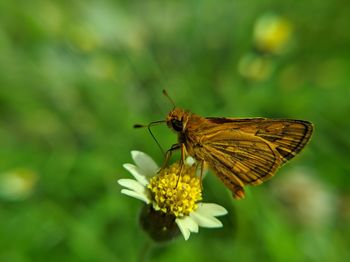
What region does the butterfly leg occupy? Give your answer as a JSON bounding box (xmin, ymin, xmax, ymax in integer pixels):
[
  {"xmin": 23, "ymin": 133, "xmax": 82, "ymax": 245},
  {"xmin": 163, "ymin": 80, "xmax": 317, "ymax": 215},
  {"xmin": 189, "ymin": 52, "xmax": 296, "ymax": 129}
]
[
  {"xmin": 198, "ymin": 160, "xmax": 205, "ymax": 191},
  {"xmin": 159, "ymin": 143, "xmax": 182, "ymax": 173},
  {"xmin": 175, "ymin": 144, "xmax": 186, "ymax": 188}
]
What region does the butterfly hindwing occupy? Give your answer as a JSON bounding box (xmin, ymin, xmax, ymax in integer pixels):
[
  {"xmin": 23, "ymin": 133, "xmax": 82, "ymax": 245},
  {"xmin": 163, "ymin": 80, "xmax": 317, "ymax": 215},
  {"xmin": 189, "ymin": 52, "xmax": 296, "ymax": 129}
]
[{"xmin": 201, "ymin": 130, "xmax": 283, "ymax": 185}]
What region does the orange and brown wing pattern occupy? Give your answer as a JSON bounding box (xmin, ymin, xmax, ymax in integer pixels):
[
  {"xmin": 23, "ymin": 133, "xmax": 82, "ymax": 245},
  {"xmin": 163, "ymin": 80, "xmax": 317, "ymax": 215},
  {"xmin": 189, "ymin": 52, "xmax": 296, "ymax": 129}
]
[
  {"xmin": 200, "ymin": 130, "xmax": 283, "ymax": 198},
  {"xmin": 186, "ymin": 117, "xmax": 313, "ymax": 198},
  {"xmin": 205, "ymin": 117, "xmax": 313, "ymax": 162}
]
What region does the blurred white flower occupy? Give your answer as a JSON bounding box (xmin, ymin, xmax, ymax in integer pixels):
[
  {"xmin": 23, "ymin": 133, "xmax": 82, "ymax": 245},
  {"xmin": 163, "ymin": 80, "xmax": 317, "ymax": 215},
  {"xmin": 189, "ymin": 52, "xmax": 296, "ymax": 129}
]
[
  {"xmin": 271, "ymin": 167, "xmax": 336, "ymax": 228},
  {"xmin": 0, "ymin": 168, "xmax": 38, "ymax": 201}
]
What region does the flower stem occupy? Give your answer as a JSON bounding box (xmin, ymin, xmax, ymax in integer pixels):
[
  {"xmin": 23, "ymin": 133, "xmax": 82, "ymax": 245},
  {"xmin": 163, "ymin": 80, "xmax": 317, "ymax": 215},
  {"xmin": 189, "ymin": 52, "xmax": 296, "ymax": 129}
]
[{"xmin": 139, "ymin": 240, "xmax": 153, "ymax": 262}]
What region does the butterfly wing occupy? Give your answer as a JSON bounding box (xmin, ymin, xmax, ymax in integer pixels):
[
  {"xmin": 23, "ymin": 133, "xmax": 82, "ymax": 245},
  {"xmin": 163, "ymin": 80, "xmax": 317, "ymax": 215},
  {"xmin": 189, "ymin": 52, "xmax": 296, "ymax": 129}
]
[
  {"xmin": 205, "ymin": 117, "xmax": 313, "ymax": 163},
  {"xmin": 186, "ymin": 117, "xmax": 313, "ymax": 199}
]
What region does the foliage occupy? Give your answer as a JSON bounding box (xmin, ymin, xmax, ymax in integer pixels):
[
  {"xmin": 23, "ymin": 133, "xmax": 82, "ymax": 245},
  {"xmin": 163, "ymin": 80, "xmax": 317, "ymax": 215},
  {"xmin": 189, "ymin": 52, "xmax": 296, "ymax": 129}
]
[{"xmin": 0, "ymin": 0, "xmax": 349, "ymax": 261}]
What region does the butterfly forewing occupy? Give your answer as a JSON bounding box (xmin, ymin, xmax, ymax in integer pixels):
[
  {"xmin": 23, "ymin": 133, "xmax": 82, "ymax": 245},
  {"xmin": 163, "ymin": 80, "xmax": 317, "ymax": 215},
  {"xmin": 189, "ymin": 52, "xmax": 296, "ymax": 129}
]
[{"xmin": 205, "ymin": 117, "xmax": 313, "ymax": 162}]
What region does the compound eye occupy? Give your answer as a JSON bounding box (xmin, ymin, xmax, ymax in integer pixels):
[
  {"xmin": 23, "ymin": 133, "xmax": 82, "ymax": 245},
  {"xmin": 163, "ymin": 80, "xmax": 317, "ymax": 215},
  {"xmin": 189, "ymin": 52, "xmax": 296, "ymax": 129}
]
[{"xmin": 171, "ymin": 119, "xmax": 183, "ymax": 132}]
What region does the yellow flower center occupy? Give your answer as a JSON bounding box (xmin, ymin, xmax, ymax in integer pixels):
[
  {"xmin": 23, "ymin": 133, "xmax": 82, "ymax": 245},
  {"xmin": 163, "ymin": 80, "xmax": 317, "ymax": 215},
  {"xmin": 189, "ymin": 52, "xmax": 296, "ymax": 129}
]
[{"xmin": 148, "ymin": 162, "xmax": 202, "ymax": 217}]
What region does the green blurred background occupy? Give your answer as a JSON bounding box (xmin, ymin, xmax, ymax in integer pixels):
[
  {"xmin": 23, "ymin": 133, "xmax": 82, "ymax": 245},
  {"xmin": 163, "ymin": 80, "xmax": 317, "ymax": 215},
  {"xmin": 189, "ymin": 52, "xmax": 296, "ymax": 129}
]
[{"xmin": 0, "ymin": 0, "xmax": 349, "ymax": 261}]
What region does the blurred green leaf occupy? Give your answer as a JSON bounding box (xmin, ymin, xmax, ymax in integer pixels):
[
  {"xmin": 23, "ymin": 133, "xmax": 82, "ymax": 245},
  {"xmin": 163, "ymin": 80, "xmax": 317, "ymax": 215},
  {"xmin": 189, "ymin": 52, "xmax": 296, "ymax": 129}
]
[{"xmin": 0, "ymin": 0, "xmax": 350, "ymax": 261}]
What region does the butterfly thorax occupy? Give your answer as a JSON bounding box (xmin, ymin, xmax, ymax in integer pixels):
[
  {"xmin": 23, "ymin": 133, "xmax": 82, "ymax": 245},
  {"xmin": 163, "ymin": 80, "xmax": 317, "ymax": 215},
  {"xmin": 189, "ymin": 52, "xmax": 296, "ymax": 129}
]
[{"xmin": 180, "ymin": 113, "xmax": 208, "ymax": 161}]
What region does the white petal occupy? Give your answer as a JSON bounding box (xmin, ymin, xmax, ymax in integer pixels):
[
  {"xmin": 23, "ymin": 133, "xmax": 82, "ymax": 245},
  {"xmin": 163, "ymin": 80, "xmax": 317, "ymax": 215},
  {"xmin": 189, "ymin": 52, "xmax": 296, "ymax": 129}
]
[
  {"xmin": 190, "ymin": 211, "xmax": 223, "ymax": 228},
  {"xmin": 184, "ymin": 156, "xmax": 209, "ymax": 178},
  {"xmin": 183, "ymin": 215, "xmax": 199, "ymax": 233},
  {"xmin": 131, "ymin": 151, "xmax": 159, "ymax": 176},
  {"xmin": 175, "ymin": 217, "xmax": 191, "ymax": 240},
  {"xmin": 123, "ymin": 164, "xmax": 149, "ymax": 186},
  {"xmin": 121, "ymin": 189, "xmax": 150, "ymax": 204},
  {"xmin": 117, "ymin": 179, "xmax": 145, "ymax": 194},
  {"xmin": 196, "ymin": 203, "xmax": 228, "ymax": 217},
  {"xmin": 185, "ymin": 156, "xmax": 196, "ymax": 166}
]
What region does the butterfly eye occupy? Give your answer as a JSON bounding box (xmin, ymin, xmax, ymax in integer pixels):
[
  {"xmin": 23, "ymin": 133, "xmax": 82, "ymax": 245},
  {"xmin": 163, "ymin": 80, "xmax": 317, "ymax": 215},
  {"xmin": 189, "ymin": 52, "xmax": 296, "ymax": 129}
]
[{"xmin": 171, "ymin": 119, "xmax": 183, "ymax": 132}]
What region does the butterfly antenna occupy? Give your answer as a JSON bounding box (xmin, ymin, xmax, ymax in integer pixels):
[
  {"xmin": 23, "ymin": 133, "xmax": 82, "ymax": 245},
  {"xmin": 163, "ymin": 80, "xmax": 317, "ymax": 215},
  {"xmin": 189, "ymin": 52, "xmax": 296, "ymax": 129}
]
[
  {"xmin": 133, "ymin": 120, "xmax": 166, "ymax": 156},
  {"xmin": 162, "ymin": 89, "xmax": 176, "ymax": 109}
]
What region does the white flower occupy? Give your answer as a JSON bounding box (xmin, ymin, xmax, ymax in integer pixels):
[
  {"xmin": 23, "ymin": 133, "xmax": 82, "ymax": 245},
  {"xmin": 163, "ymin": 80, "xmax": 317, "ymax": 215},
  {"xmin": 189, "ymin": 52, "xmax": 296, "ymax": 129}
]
[{"xmin": 118, "ymin": 150, "xmax": 228, "ymax": 241}]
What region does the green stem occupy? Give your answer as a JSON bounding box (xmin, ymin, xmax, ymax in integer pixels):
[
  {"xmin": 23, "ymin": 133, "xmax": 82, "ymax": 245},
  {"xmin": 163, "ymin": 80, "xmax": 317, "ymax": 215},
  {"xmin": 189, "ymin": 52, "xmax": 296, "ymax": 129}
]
[{"xmin": 139, "ymin": 240, "xmax": 154, "ymax": 262}]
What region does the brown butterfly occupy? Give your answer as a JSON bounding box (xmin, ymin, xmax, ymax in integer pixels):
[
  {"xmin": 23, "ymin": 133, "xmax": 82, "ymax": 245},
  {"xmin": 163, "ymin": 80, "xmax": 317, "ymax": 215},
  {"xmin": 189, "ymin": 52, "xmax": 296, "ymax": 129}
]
[{"xmin": 136, "ymin": 91, "xmax": 313, "ymax": 199}]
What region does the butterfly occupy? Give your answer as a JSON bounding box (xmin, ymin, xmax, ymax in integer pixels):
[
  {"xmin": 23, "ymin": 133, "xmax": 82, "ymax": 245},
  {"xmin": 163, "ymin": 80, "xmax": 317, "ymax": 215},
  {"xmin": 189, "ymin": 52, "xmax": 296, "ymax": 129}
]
[{"xmin": 136, "ymin": 91, "xmax": 313, "ymax": 199}]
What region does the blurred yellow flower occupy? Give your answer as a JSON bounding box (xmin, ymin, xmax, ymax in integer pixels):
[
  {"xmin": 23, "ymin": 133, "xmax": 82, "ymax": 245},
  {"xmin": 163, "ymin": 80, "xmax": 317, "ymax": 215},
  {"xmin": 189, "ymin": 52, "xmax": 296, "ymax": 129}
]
[
  {"xmin": 238, "ymin": 53, "xmax": 273, "ymax": 81},
  {"xmin": 253, "ymin": 13, "xmax": 294, "ymax": 55}
]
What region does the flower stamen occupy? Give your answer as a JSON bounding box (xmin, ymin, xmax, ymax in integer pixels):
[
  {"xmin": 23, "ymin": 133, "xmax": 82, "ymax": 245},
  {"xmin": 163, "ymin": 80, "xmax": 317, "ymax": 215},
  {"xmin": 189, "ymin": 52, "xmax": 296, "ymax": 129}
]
[{"xmin": 148, "ymin": 163, "xmax": 202, "ymax": 218}]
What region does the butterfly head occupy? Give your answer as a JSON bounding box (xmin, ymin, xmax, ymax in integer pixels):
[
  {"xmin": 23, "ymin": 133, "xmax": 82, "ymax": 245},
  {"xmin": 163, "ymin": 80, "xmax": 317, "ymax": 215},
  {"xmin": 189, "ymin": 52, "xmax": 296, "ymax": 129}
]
[{"xmin": 166, "ymin": 108, "xmax": 189, "ymax": 133}]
